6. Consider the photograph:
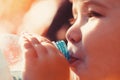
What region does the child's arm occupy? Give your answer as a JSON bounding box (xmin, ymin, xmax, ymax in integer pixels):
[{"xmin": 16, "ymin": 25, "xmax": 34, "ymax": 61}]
[{"xmin": 19, "ymin": 33, "xmax": 70, "ymax": 80}]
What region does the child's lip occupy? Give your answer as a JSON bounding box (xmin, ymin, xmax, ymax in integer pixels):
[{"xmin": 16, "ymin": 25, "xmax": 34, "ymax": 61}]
[
  {"xmin": 69, "ymin": 55, "xmax": 85, "ymax": 70},
  {"xmin": 69, "ymin": 56, "xmax": 79, "ymax": 63},
  {"xmin": 69, "ymin": 54, "xmax": 84, "ymax": 65},
  {"xmin": 68, "ymin": 51, "xmax": 85, "ymax": 66}
]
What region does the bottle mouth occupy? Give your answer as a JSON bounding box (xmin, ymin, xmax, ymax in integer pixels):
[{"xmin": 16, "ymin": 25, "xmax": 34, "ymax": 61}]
[{"xmin": 52, "ymin": 40, "xmax": 70, "ymax": 60}]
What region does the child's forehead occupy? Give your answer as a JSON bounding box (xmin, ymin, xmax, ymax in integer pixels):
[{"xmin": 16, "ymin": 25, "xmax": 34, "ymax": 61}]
[
  {"xmin": 73, "ymin": 0, "xmax": 120, "ymax": 8},
  {"xmin": 73, "ymin": 0, "xmax": 119, "ymax": 3}
]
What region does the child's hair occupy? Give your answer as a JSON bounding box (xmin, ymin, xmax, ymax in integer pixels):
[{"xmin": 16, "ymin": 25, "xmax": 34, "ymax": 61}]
[{"xmin": 46, "ymin": 0, "xmax": 73, "ymax": 41}]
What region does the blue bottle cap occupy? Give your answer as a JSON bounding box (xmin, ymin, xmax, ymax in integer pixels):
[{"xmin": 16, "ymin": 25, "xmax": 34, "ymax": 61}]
[{"xmin": 53, "ymin": 40, "xmax": 70, "ymax": 60}]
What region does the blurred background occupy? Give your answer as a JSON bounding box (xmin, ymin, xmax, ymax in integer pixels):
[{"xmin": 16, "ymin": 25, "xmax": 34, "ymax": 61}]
[{"xmin": 0, "ymin": 0, "xmax": 73, "ymax": 42}]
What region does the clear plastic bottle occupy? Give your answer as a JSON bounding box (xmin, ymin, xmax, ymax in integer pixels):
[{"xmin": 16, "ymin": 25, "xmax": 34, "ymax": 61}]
[
  {"xmin": 0, "ymin": 49, "xmax": 13, "ymax": 80},
  {"xmin": 0, "ymin": 34, "xmax": 23, "ymax": 80},
  {"xmin": 0, "ymin": 34, "xmax": 70, "ymax": 80}
]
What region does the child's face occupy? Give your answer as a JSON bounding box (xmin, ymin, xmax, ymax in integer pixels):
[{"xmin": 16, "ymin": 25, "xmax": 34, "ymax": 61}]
[{"xmin": 66, "ymin": 0, "xmax": 120, "ymax": 79}]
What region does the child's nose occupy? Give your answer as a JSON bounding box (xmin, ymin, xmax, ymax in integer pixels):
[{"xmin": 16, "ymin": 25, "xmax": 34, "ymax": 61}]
[{"xmin": 66, "ymin": 26, "xmax": 82, "ymax": 43}]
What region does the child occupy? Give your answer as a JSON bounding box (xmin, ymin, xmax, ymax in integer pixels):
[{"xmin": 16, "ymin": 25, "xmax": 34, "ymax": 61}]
[{"xmin": 20, "ymin": 0, "xmax": 120, "ymax": 80}]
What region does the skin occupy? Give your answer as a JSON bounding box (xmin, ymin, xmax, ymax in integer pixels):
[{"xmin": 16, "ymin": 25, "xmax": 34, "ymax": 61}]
[
  {"xmin": 20, "ymin": 0, "xmax": 120, "ymax": 80},
  {"xmin": 66, "ymin": 0, "xmax": 120, "ymax": 80}
]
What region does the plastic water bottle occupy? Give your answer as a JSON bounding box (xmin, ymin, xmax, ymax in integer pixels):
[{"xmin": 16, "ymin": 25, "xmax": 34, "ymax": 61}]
[
  {"xmin": 0, "ymin": 49, "xmax": 13, "ymax": 80},
  {"xmin": 0, "ymin": 34, "xmax": 23, "ymax": 80}
]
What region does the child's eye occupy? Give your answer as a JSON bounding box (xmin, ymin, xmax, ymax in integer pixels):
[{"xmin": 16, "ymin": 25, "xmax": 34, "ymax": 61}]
[{"xmin": 88, "ymin": 11, "xmax": 103, "ymax": 18}]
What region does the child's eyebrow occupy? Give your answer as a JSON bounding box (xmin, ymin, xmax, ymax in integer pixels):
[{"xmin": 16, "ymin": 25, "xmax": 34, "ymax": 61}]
[{"xmin": 77, "ymin": 0, "xmax": 108, "ymax": 9}]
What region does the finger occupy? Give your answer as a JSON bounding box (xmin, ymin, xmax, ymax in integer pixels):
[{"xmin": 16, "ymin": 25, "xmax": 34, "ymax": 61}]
[
  {"xmin": 41, "ymin": 42, "xmax": 58, "ymax": 55},
  {"xmin": 26, "ymin": 33, "xmax": 59, "ymax": 59},
  {"xmin": 23, "ymin": 33, "xmax": 40, "ymax": 46},
  {"xmin": 34, "ymin": 34, "xmax": 51, "ymax": 44},
  {"xmin": 33, "ymin": 43, "xmax": 48, "ymax": 60},
  {"xmin": 22, "ymin": 33, "xmax": 48, "ymax": 59},
  {"xmin": 23, "ymin": 33, "xmax": 54, "ymax": 46},
  {"xmin": 19, "ymin": 35, "xmax": 38, "ymax": 60}
]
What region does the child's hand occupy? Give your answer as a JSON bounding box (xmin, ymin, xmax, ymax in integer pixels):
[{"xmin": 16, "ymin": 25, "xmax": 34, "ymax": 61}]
[{"xmin": 19, "ymin": 33, "xmax": 70, "ymax": 80}]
